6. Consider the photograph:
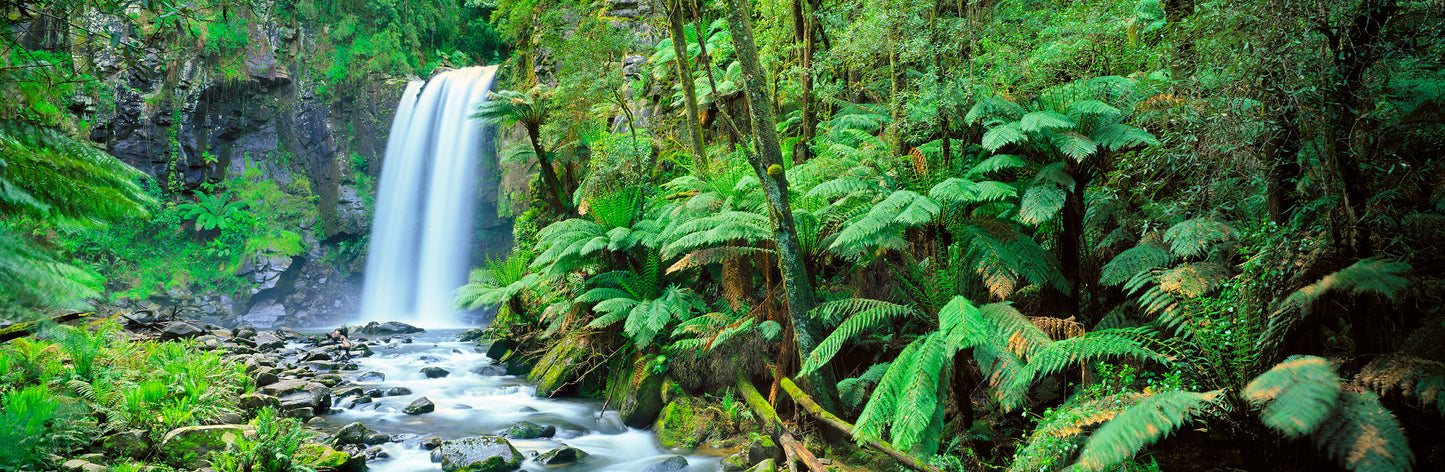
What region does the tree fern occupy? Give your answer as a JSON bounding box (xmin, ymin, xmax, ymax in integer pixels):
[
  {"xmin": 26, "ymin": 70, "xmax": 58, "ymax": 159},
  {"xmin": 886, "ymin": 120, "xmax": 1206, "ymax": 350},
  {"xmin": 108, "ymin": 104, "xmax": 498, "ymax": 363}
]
[
  {"xmin": 1157, "ymin": 262, "xmax": 1230, "ymax": 298},
  {"xmin": 1071, "ymin": 390, "xmax": 1226, "ymax": 471},
  {"xmin": 965, "ymin": 154, "xmax": 1031, "ymax": 179},
  {"xmin": 1009, "ymin": 392, "xmax": 1143, "ymax": 472},
  {"xmin": 1276, "ymin": 258, "xmax": 1412, "ymax": 315},
  {"xmin": 958, "ymin": 217, "xmax": 1069, "ymax": 298},
  {"xmin": 829, "ymin": 190, "xmax": 940, "ymax": 260},
  {"xmin": 1244, "ymin": 355, "xmax": 1343, "ymax": 437},
  {"xmin": 1018, "ymin": 162, "xmax": 1073, "ymax": 225},
  {"xmin": 838, "ymin": 362, "xmax": 892, "ymax": 412}
]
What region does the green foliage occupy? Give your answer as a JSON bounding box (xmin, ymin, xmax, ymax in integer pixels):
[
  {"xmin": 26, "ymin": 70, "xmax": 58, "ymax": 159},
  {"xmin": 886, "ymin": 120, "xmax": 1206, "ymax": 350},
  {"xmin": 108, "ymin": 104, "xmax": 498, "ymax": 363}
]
[
  {"xmin": 1312, "ymin": 390, "xmax": 1415, "ymax": 472},
  {"xmin": 209, "ymin": 407, "xmax": 317, "ymax": 472},
  {"xmin": 0, "ymin": 385, "xmax": 89, "ymax": 471},
  {"xmin": 1243, "ymin": 355, "xmax": 1343, "ymax": 438},
  {"xmin": 800, "ymin": 299, "xmax": 919, "ymax": 375},
  {"xmin": 1072, "ymin": 390, "xmax": 1226, "ymax": 471},
  {"xmin": 177, "ymin": 191, "xmax": 249, "ymax": 231}
]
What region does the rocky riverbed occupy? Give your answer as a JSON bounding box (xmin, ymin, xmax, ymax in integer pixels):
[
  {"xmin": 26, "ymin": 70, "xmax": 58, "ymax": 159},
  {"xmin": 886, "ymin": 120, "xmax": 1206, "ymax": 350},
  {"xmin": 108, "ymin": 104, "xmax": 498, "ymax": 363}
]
[{"xmin": 108, "ymin": 318, "xmax": 781, "ymax": 472}]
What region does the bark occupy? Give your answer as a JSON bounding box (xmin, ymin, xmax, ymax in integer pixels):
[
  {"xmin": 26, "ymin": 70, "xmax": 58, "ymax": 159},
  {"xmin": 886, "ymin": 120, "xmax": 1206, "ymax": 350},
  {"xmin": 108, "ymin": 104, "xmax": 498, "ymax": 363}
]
[
  {"xmin": 526, "ymin": 122, "xmax": 570, "ymax": 215},
  {"xmin": 790, "ymin": 0, "xmax": 816, "ymax": 165},
  {"xmin": 1324, "ymin": 0, "xmax": 1396, "ymax": 260},
  {"xmin": 1263, "ymin": 102, "xmax": 1301, "ymax": 224},
  {"xmin": 665, "ymin": 0, "xmax": 709, "ymax": 178},
  {"xmin": 1, "ymin": 312, "xmax": 93, "ymax": 343},
  {"xmin": 724, "ymin": 0, "xmax": 842, "ymax": 413},
  {"xmin": 1057, "ymin": 164, "xmax": 1092, "ymax": 319},
  {"xmin": 738, "ymin": 374, "xmax": 827, "ymax": 472}
]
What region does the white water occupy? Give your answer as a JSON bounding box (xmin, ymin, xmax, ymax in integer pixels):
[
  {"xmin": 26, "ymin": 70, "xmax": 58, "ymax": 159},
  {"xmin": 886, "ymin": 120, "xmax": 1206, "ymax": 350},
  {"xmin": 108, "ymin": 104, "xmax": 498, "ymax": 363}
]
[
  {"xmin": 313, "ymin": 331, "xmax": 719, "ymax": 472},
  {"xmin": 360, "ymin": 67, "xmax": 499, "ymax": 327}
]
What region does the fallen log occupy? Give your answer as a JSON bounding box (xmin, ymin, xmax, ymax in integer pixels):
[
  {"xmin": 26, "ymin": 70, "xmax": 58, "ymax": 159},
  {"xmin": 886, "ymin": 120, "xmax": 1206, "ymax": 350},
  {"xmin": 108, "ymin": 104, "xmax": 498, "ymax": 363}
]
[
  {"xmin": 737, "ymin": 373, "xmax": 828, "ymax": 472},
  {"xmin": 0, "ymin": 312, "xmax": 94, "ymax": 344},
  {"xmin": 781, "ymin": 378, "xmax": 944, "ymax": 472}
]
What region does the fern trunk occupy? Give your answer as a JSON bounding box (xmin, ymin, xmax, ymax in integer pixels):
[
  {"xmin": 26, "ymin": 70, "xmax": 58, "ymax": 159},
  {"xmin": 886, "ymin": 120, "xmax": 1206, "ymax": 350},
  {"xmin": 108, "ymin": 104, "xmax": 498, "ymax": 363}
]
[
  {"xmin": 526, "ymin": 122, "xmax": 570, "ymax": 216},
  {"xmin": 725, "ymin": 0, "xmax": 842, "ymax": 412},
  {"xmin": 665, "ymin": 0, "xmax": 709, "ymax": 179}
]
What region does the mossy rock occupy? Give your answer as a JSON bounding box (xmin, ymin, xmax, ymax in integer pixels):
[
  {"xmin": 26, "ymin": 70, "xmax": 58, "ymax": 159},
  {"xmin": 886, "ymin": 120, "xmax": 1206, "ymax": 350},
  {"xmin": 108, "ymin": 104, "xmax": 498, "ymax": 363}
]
[
  {"xmin": 438, "ymin": 436, "xmax": 523, "ymax": 472},
  {"xmin": 745, "ymin": 458, "xmax": 778, "ymax": 472},
  {"xmin": 296, "ymin": 443, "xmax": 366, "ymax": 472},
  {"xmin": 605, "ymin": 351, "xmax": 665, "ymax": 427},
  {"xmin": 527, "ymin": 334, "xmax": 592, "ymax": 397},
  {"xmin": 158, "ymin": 424, "xmax": 255, "ymax": 469},
  {"xmin": 652, "ymin": 396, "xmax": 714, "ymax": 450}
]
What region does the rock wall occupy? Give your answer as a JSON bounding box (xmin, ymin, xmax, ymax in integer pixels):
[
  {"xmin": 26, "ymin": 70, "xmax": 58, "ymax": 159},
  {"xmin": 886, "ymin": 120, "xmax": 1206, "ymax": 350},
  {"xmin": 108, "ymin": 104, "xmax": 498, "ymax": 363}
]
[{"xmin": 64, "ymin": 14, "xmax": 507, "ymax": 328}]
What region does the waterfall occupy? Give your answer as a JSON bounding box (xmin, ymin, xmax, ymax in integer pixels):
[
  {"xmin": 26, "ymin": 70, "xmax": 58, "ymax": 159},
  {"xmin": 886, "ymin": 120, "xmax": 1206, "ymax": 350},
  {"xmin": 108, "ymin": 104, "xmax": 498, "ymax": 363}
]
[{"xmin": 359, "ymin": 66, "xmax": 498, "ymax": 327}]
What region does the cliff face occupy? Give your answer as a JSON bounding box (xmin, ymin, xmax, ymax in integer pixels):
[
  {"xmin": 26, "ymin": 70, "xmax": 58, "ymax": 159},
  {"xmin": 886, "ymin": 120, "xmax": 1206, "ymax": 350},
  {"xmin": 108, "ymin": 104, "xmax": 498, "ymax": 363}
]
[{"xmin": 64, "ymin": 14, "xmax": 414, "ymax": 328}]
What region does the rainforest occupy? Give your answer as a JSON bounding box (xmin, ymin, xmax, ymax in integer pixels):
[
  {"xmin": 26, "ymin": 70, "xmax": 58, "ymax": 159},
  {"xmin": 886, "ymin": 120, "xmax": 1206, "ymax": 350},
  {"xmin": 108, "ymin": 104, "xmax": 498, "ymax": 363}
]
[{"xmin": 1, "ymin": 0, "xmax": 1442, "ymax": 471}]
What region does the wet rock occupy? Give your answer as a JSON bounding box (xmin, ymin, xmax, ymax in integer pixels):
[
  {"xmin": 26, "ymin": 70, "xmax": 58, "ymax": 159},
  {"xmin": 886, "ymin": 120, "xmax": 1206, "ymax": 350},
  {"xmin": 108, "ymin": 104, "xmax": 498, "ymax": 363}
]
[
  {"xmin": 643, "ymin": 455, "xmax": 689, "ymax": 472},
  {"xmin": 484, "ymin": 339, "xmax": 518, "ymax": 361},
  {"xmin": 341, "ymin": 396, "xmax": 373, "ymax": 409},
  {"xmin": 528, "ymin": 334, "xmax": 591, "ymax": 397},
  {"xmin": 597, "ymin": 410, "xmax": 627, "ymax": 434},
  {"xmin": 60, "ymin": 458, "xmax": 106, "ymax": 472},
  {"xmin": 358, "ymin": 321, "xmax": 425, "ymax": 335},
  {"xmin": 458, "ymin": 328, "xmax": 487, "ymax": 342},
  {"xmin": 159, "ymin": 424, "xmax": 254, "ymax": 469},
  {"xmin": 277, "ymin": 326, "xmax": 305, "ymax": 340},
  {"xmin": 302, "ymin": 350, "xmax": 334, "ymax": 362},
  {"xmin": 263, "ymin": 379, "xmax": 331, "ymax": 415},
  {"xmin": 216, "ymin": 411, "xmax": 247, "ymax": 424},
  {"xmin": 336, "ymin": 422, "xmax": 372, "ymax": 445},
  {"xmin": 422, "ymin": 366, "xmax": 451, "ymax": 378},
  {"xmin": 363, "ymin": 432, "xmax": 390, "ymax": 445},
  {"xmin": 419, "ymin": 355, "xmax": 443, "ymax": 363},
  {"xmin": 332, "ymin": 387, "xmax": 363, "ymax": 399},
  {"xmin": 365, "ymin": 388, "xmax": 384, "ymax": 398},
  {"xmin": 357, "ymin": 371, "xmax": 386, "ymax": 382},
  {"xmin": 606, "ymin": 351, "xmax": 665, "ymax": 427},
  {"xmin": 316, "ymin": 374, "xmax": 344, "ymax": 387},
  {"xmin": 746, "ymin": 437, "xmax": 783, "ymax": 464},
  {"xmin": 653, "ymin": 396, "xmax": 711, "ymax": 449},
  {"xmin": 255, "ymin": 331, "xmax": 285, "ymax": 350},
  {"xmin": 386, "ymin": 386, "xmax": 412, "ymax": 396},
  {"xmin": 437, "ymin": 436, "xmax": 522, "ymax": 472},
  {"xmin": 160, "ymin": 321, "xmax": 205, "ymax": 341},
  {"xmin": 363, "ymin": 445, "xmax": 389, "ymax": 460},
  {"xmin": 455, "ymin": 404, "xmax": 473, "ymax": 410},
  {"xmin": 469, "ymin": 365, "xmax": 506, "ymax": 376},
  {"xmin": 101, "ymin": 429, "xmax": 150, "ymax": 459},
  {"xmin": 419, "ymin": 436, "xmax": 443, "ymax": 450},
  {"xmin": 405, "ymin": 396, "xmax": 435, "ymax": 414},
  {"xmin": 535, "ymin": 446, "xmax": 589, "ymax": 465},
  {"xmin": 284, "ymin": 406, "xmax": 316, "ymax": 419},
  {"xmin": 503, "ymin": 421, "xmax": 555, "ymax": 439}
]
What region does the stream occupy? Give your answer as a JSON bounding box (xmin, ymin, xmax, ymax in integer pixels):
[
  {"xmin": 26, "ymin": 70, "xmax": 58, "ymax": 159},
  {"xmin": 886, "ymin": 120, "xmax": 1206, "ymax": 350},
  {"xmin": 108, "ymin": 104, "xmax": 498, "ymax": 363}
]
[{"xmin": 307, "ymin": 329, "xmax": 719, "ymax": 472}]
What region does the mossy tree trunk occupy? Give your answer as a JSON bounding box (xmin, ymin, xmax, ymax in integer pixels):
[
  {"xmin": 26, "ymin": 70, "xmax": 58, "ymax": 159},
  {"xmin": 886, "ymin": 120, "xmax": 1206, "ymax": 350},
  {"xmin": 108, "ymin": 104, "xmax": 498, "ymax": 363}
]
[
  {"xmin": 724, "ymin": 0, "xmax": 841, "ymax": 413},
  {"xmin": 665, "ymin": 0, "xmax": 709, "ymax": 179}
]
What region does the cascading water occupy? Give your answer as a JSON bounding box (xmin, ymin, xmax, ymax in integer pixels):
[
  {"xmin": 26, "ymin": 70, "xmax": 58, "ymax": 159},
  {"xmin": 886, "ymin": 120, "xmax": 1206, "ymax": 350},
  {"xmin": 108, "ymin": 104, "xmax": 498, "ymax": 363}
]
[{"xmin": 360, "ymin": 66, "xmax": 499, "ymax": 327}]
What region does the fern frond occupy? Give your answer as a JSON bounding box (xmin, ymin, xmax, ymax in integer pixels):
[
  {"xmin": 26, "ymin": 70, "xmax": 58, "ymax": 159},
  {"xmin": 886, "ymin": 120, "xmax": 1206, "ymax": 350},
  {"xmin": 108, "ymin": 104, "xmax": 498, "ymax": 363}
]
[
  {"xmin": 1009, "ymin": 393, "xmax": 1142, "ymax": 472},
  {"xmin": 1244, "ymin": 355, "xmax": 1342, "ymax": 437},
  {"xmin": 1312, "ymin": 390, "xmax": 1415, "ymax": 472},
  {"xmin": 1018, "ymin": 162, "xmax": 1073, "ymax": 225},
  {"xmin": 1157, "ymin": 262, "xmax": 1230, "ymax": 298},
  {"xmin": 667, "ymin": 246, "xmax": 772, "ymax": 273},
  {"xmin": 801, "ymin": 299, "xmax": 919, "ymax": 375},
  {"xmin": 1163, "ymin": 218, "xmax": 1237, "ymax": 258},
  {"xmin": 1274, "ymin": 258, "xmax": 1412, "ymax": 322},
  {"xmin": 1357, "ymin": 353, "xmax": 1445, "ymax": 415},
  {"xmin": 966, "ymin": 154, "xmax": 1031, "ymax": 179},
  {"xmin": 1020, "ymin": 111, "xmax": 1077, "ymax": 133},
  {"xmin": 1100, "ymin": 238, "xmax": 1175, "ymax": 286},
  {"xmin": 1072, "ymin": 390, "xmax": 1226, "ymax": 471}
]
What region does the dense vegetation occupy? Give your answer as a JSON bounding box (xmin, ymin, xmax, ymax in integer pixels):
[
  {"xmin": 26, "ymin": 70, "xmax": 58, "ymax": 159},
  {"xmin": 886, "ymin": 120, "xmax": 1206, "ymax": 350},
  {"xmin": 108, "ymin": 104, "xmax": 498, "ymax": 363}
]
[
  {"xmin": 3, "ymin": 0, "xmax": 1443, "ymax": 471},
  {"xmin": 459, "ymin": 0, "xmax": 1444, "ymax": 471}
]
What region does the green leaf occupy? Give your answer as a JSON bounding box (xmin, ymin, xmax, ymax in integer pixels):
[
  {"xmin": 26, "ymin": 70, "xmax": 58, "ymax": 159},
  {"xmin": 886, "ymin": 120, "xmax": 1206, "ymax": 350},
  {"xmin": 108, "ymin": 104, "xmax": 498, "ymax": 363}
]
[
  {"xmin": 982, "ymin": 122, "xmax": 1027, "ymax": 151},
  {"xmin": 1020, "ymin": 111, "xmax": 1076, "ymax": 133},
  {"xmin": 1244, "ymin": 355, "xmax": 1342, "ymax": 438},
  {"xmin": 1073, "ymin": 390, "xmax": 1225, "ymax": 471}
]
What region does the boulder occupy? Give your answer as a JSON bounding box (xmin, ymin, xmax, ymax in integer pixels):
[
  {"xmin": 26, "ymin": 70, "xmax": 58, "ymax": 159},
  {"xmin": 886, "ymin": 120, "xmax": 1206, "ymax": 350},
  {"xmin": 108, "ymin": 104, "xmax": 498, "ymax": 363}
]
[
  {"xmin": 239, "ymin": 393, "xmax": 281, "ymax": 412},
  {"xmin": 296, "ymin": 443, "xmax": 366, "ymax": 472},
  {"xmin": 458, "ymin": 328, "xmax": 487, "ymax": 342},
  {"xmin": 643, "ymin": 455, "xmax": 689, "ymax": 472},
  {"xmin": 386, "ymin": 386, "xmax": 412, "ymax": 396},
  {"xmin": 263, "ymin": 380, "xmax": 332, "ymax": 415},
  {"xmin": 605, "ymin": 351, "xmax": 665, "ymax": 428},
  {"xmin": 469, "ymin": 364, "xmax": 507, "ymax": 376},
  {"xmin": 255, "ymin": 331, "xmax": 285, "ymax": 350},
  {"xmin": 485, "ymin": 339, "xmax": 518, "ymax": 363},
  {"xmin": 160, "ymin": 321, "xmax": 205, "ymax": 341},
  {"xmin": 527, "ymin": 334, "xmax": 592, "ymax": 397},
  {"xmin": 335, "ymin": 422, "xmax": 372, "ymax": 445},
  {"xmin": 746, "ymin": 436, "xmax": 783, "ymax": 464},
  {"xmin": 60, "ymin": 459, "xmax": 105, "ymax": 472},
  {"xmin": 363, "ymin": 432, "xmax": 391, "ymax": 445},
  {"xmin": 254, "ymin": 370, "xmax": 280, "ymax": 386},
  {"xmin": 405, "ymin": 396, "xmax": 436, "ymax": 414},
  {"xmin": 358, "ymin": 321, "xmax": 425, "ymax": 335},
  {"xmin": 316, "ymin": 374, "xmax": 344, "ymax": 387},
  {"xmin": 437, "ymin": 436, "xmax": 523, "ymax": 472},
  {"xmin": 421, "ymin": 367, "xmax": 451, "ymax": 378},
  {"xmin": 357, "ymin": 371, "xmax": 386, "ymax": 382},
  {"xmin": 721, "ymin": 452, "xmax": 750, "ymax": 472},
  {"xmin": 101, "ymin": 429, "xmax": 151, "ymax": 459},
  {"xmin": 503, "ymin": 421, "xmax": 555, "ymax": 439},
  {"xmin": 159, "ymin": 424, "xmax": 254, "ymax": 469},
  {"xmin": 652, "ymin": 396, "xmax": 711, "ymax": 449},
  {"xmin": 535, "ymin": 445, "xmax": 589, "ymax": 465}
]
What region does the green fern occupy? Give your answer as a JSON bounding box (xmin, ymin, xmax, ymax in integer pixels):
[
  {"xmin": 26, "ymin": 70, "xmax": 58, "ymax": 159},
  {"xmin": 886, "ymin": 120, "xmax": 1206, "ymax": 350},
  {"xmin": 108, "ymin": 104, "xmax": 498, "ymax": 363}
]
[
  {"xmin": 828, "ymin": 190, "xmax": 940, "ymax": 260},
  {"xmin": 1100, "ymin": 238, "xmax": 1176, "ymax": 286},
  {"xmin": 838, "ymin": 363, "xmax": 891, "ymax": 412},
  {"xmin": 1244, "ymin": 355, "xmax": 1343, "ymax": 437},
  {"xmin": 1162, "ymin": 218, "xmax": 1237, "ymax": 258},
  {"xmin": 800, "ymin": 299, "xmax": 919, "ymax": 375},
  {"xmin": 1018, "ymin": 162, "xmax": 1073, "ymax": 225},
  {"xmin": 1009, "ymin": 392, "xmax": 1141, "ymax": 472},
  {"xmin": 1311, "ymin": 390, "xmax": 1415, "ymax": 472},
  {"xmin": 1071, "ymin": 390, "xmax": 1226, "ymax": 471},
  {"xmin": 958, "ymin": 217, "xmax": 1069, "ymax": 298},
  {"xmin": 1276, "ymin": 258, "xmax": 1412, "ymax": 315}
]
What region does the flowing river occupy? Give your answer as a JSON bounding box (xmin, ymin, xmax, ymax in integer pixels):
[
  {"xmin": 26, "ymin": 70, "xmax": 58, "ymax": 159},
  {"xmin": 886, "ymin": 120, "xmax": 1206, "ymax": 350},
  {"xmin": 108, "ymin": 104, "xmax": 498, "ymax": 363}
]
[{"xmin": 307, "ymin": 329, "xmax": 718, "ymax": 472}]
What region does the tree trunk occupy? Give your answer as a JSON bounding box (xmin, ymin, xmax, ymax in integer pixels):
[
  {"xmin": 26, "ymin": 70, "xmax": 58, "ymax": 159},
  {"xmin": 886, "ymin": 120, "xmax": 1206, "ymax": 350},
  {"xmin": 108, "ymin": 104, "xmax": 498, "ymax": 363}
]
[
  {"xmin": 724, "ymin": 0, "xmax": 842, "ymax": 412},
  {"xmin": 665, "ymin": 0, "xmax": 709, "ymax": 178},
  {"xmin": 527, "ymin": 123, "xmax": 569, "ymax": 215},
  {"xmin": 1324, "ymin": 0, "xmax": 1396, "ymax": 260},
  {"xmin": 1263, "ymin": 103, "xmax": 1301, "ymax": 225},
  {"xmin": 790, "ymin": 0, "xmax": 815, "ymax": 165},
  {"xmin": 1058, "ymin": 163, "xmax": 1092, "ymax": 320}
]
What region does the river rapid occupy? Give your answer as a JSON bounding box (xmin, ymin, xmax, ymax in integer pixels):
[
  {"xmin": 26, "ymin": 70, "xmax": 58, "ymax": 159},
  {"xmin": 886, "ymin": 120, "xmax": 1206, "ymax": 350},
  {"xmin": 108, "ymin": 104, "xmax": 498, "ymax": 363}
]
[{"xmin": 307, "ymin": 329, "xmax": 719, "ymax": 472}]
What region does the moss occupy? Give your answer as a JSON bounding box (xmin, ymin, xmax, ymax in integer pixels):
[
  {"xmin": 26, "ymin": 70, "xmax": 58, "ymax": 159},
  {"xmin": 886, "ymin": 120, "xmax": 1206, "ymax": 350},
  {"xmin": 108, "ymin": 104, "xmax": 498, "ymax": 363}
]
[
  {"xmin": 158, "ymin": 425, "xmax": 253, "ymax": 469},
  {"xmin": 527, "ymin": 334, "xmax": 591, "ymax": 397},
  {"xmin": 296, "ymin": 443, "xmax": 352, "ymax": 468},
  {"xmin": 653, "ymin": 397, "xmax": 710, "ymax": 450}
]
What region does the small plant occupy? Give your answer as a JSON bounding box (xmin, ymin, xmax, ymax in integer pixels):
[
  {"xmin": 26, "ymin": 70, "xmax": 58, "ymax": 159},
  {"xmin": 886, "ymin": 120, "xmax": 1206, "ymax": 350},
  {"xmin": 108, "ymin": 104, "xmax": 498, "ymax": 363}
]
[
  {"xmin": 209, "ymin": 407, "xmax": 317, "ymax": 472},
  {"xmin": 177, "ymin": 191, "xmax": 248, "ymax": 232}
]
